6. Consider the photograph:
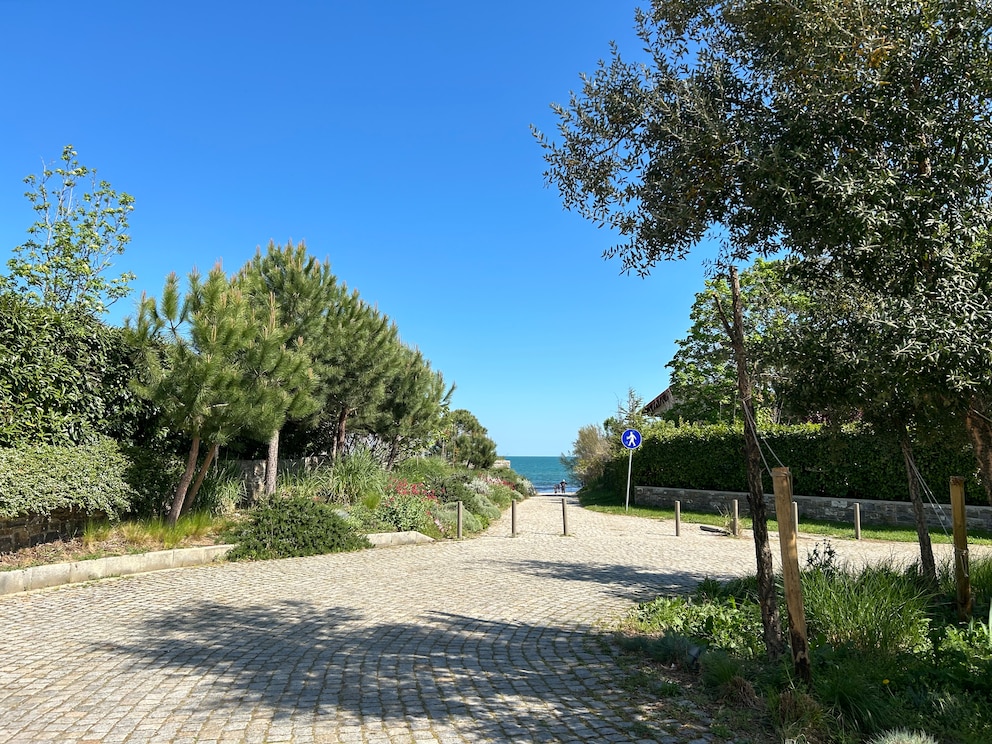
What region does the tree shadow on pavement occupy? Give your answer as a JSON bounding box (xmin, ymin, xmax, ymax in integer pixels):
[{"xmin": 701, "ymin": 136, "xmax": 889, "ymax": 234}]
[
  {"xmin": 509, "ymin": 558, "xmax": 745, "ymax": 604},
  {"xmin": 108, "ymin": 598, "xmax": 645, "ymax": 742}
]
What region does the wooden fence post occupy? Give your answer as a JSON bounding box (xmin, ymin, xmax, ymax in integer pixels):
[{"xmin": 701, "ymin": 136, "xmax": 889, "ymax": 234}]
[
  {"xmin": 951, "ymin": 477, "xmax": 972, "ymax": 621},
  {"xmin": 772, "ymin": 467, "xmax": 811, "ymax": 686}
]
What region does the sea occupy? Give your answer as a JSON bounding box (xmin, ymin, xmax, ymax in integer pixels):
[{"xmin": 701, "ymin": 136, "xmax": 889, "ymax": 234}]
[{"xmin": 502, "ymin": 455, "xmax": 574, "ymax": 494}]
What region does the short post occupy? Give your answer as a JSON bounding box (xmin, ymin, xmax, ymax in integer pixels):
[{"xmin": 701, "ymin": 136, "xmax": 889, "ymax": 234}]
[
  {"xmin": 511, "ymin": 499, "xmax": 518, "ymax": 537},
  {"xmin": 675, "ymin": 500, "xmax": 681, "ymax": 537},
  {"xmin": 732, "ymin": 499, "xmax": 740, "ymax": 537},
  {"xmin": 561, "ymin": 498, "xmax": 569, "ymax": 536},
  {"xmin": 951, "ymin": 476, "xmax": 972, "ymax": 620},
  {"xmin": 772, "ymin": 467, "xmax": 811, "ymax": 686},
  {"xmin": 793, "ymin": 501, "xmax": 799, "ymax": 534},
  {"xmin": 457, "ymin": 501, "xmax": 463, "ymax": 540},
  {"xmin": 854, "ymin": 502, "xmax": 862, "ymax": 540}
]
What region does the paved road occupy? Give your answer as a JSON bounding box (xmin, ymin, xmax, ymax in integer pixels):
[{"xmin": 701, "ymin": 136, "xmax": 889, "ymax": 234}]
[{"xmin": 0, "ymin": 495, "xmax": 966, "ymax": 744}]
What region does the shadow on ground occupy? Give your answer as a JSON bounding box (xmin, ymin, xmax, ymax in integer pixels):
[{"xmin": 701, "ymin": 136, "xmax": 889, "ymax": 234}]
[{"xmin": 109, "ymin": 599, "xmax": 641, "ymax": 741}]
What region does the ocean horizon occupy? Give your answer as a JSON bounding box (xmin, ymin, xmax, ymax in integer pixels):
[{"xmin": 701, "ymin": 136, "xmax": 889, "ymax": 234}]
[{"xmin": 501, "ymin": 455, "xmax": 574, "ymax": 493}]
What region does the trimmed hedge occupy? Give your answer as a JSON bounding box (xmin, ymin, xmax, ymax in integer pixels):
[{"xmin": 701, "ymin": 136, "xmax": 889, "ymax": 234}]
[
  {"xmin": 0, "ymin": 438, "xmax": 137, "ymax": 519},
  {"xmin": 606, "ymin": 422, "xmax": 985, "ymax": 505}
]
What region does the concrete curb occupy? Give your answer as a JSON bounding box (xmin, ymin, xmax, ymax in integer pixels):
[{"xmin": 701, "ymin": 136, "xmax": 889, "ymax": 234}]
[
  {"xmin": 365, "ymin": 531, "xmax": 435, "ymax": 548},
  {"xmin": 0, "ymin": 545, "xmax": 235, "ymax": 596},
  {"xmin": 0, "ymin": 531, "xmax": 435, "ymax": 596}
]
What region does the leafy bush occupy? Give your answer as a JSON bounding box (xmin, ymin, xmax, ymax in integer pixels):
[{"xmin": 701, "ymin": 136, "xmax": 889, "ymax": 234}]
[
  {"xmin": 351, "ymin": 491, "xmax": 441, "ymax": 536},
  {"xmin": 0, "ymin": 438, "xmax": 137, "ymax": 519},
  {"xmin": 394, "ymin": 455, "xmax": 451, "ymax": 486},
  {"xmin": 631, "ymin": 595, "xmax": 766, "ymax": 659},
  {"xmin": 605, "ymin": 420, "xmax": 983, "ymax": 503},
  {"xmin": 0, "ymin": 294, "xmax": 154, "ymax": 447},
  {"xmin": 121, "ymin": 445, "xmax": 186, "ymax": 517},
  {"xmin": 437, "ymin": 502, "xmax": 483, "ymax": 535},
  {"xmin": 225, "ymin": 495, "xmax": 371, "ymax": 560}
]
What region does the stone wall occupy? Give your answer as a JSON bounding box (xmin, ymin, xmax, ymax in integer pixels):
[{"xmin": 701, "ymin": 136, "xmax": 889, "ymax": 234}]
[
  {"xmin": 635, "ymin": 486, "xmax": 992, "ymax": 533},
  {"xmin": 0, "ymin": 509, "xmax": 102, "ymax": 554}
]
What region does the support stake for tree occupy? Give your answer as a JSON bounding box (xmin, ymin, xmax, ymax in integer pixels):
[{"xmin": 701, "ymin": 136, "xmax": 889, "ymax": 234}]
[
  {"xmin": 732, "ymin": 499, "xmax": 740, "ymax": 537},
  {"xmin": 951, "ymin": 477, "xmax": 972, "ymax": 621},
  {"xmin": 772, "ymin": 467, "xmax": 811, "ymax": 686}
]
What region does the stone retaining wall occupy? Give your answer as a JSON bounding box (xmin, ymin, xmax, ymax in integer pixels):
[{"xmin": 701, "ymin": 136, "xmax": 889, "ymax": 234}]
[
  {"xmin": 0, "ymin": 509, "xmax": 101, "ymax": 554},
  {"xmin": 636, "ymin": 486, "xmax": 992, "ymax": 533}
]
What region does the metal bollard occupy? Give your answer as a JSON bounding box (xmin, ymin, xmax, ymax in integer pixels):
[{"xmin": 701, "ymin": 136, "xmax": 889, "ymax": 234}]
[
  {"xmin": 511, "ymin": 499, "xmax": 518, "ymax": 537},
  {"xmin": 562, "ymin": 498, "xmax": 569, "ymax": 536},
  {"xmin": 675, "ymin": 500, "xmax": 681, "ymax": 537},
  {"xmin": 854, "ymin": 502, "xmax": 861, "ymax": 540}
]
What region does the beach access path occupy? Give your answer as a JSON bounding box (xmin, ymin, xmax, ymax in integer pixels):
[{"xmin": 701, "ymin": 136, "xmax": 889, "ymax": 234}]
[{"xmin": 0, "ymin": 494, "xmax": 965, "ymax": 744}]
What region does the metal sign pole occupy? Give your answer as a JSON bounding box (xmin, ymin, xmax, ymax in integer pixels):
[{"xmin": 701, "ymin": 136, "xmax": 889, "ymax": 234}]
[{"xmin": 625, "ymin": 448, "xmax": 633, "ymax": 512}]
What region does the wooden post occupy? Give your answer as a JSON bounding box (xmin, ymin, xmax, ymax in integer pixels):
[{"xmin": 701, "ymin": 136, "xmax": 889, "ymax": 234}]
[
  {"xmin": 732, "ymin": 499, "xmax": 740, "ymax": 537},
  {"xmin": 457, "ymin": 501, "xmax": 463, "ymax": 540},
  {"xmin": 951, "ymin": 477, "xmax": 972, "ymax": 620},
  {"xmin": 772, "ymin": 467, "xmax": 811, "ymax": 685},
  {"xmin": 793, "ymin": 501, "xmax": 799, "ymax": 534},
  {"xmin": 675, "ymin": 500, "xmax": 681, "ymax": 537},
  {"xmin": 854, "ymin": 502, "xmax": 861, "ymax": 540},
  {"xmin": 511, "ymin": 499, "xmax": 518, "ymax": 537},
  {"xmin": 561, "ymin": 498, "xmax": 569, "ymax": 536}
]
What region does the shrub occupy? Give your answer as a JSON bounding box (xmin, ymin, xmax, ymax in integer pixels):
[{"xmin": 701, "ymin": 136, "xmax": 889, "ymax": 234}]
[
  {"xmin": 394, "ymin": 455, "xmax": 451, "ymax": 485},
  {"xmin": 867, "ymin": 731, "xmax": 938, "ymax": 744},
  {"xmin": 0, "ymin": 437, "xmax": 137, "ymax": 519},
  {"xmin": 225, "ymin": 495, "xmax": 371, "ymax": 560},
  {"xmin": 437, "ymin": 502, "xmax": 483, "ymax": 535},
  {"xmin": 332, "ymin": 448, "xmax": 388, "ymax": 504},
  {"xmin": 631, "ymin": 595, "xmax": 766, "ymax": 659},
  {"xmin": 802, "ymin": 562, "xmax": 933, "ymax": 655},
  {"xmin": 122, "ymin": 445, "xmax": 186, "ymax": 517}
]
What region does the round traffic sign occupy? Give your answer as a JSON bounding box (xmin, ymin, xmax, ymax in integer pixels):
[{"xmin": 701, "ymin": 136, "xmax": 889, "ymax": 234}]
[{"xmin": 621, "ymin": 429, "xmax": 642, "ymax": 449}]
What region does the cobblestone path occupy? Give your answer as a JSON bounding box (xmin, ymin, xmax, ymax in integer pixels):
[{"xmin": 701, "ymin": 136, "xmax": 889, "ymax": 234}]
[{"xmin": 0, "ymin": 495, "xmax": 959, "ymax": 743}]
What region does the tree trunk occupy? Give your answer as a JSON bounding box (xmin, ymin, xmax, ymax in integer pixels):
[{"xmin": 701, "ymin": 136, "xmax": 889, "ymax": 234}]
[
  {"xmin": 387, "ymin": 436, "xmax": 401, "ymax": 470},
  {"xmin": 716, "ymin": 267, "xmax": 783, "ymax": 660},
  {"xmin": 168, "ymin": 435, "xmax": 201, "ymax": 527},
  {"xmin": 265, "ymin": 429, "xmax": 280, "ymax": 496},
  {"xmin": 333, "ymin": 408, "xmax": 349, "ymax": 461},
  {"xmin": 181, "ymin": 442, "xmax": 219, "ymax": 518},
  {"xmin": 966, "ymin": 402, "xmax": 992, "ymax": 505},
  {"xmin": 899, "ymin": 431, "xmax": 937, "ymax": 585}
]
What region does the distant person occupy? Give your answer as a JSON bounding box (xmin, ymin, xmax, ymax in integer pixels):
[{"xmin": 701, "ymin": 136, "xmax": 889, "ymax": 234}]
[
  {"xmin": 553, "ymin": 482, "xmax": 560, "ymax": 494},
  {"xmin": 559, "ymin": 479, "xmax": 567, "ymax": 494}
]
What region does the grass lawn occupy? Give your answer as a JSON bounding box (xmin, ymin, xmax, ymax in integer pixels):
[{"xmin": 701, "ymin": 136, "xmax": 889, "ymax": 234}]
[{"xmin": 579, "ymin": 486, "xmax": 992, "ymax": 545}]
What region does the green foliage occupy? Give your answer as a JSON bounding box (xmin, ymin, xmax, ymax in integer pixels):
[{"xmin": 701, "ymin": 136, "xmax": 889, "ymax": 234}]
[
  {"xmin": 0, "ymin": 293, "xmax": 153, "ymax": 447},
  {"xmin": 802, "ymin": 562, "xmax": 933, "ymax": 655},
  {"xmin": 351, "ymin": 491, "xmax": 441, "ymax": 536},
  {"xmin": 605, "ymin": 420, "xmax": 983, "ymax": 504},
  {"xmin": 121, "ymin": 445, "xmax": 186, "ymax": 518},
  {"xmin": 562, "ymin": 423, "xmax": 611, "ymax": 486},
  {"xmin": 436, "ymin": 409, "xmax": 497, "ymax": 469},
  {"xmin": 394, "ymin": 455, "xmax": 451, "ymax": 485},
  {"xmin": 631, "ymin": 595, "xmax": 766, "ymax": 659},
  {"xmin": 7, "ymin": 145, "xmax": 135, "ymax": 315},
  {"xmin": 225, "ymin": 495, "xmax": 370, "ymax": 561},
  {"xmin": 0, "ymin": 438, "xmax": 137, "ymax": 519},
  {"xmin": 331, "ymin": 448, "xmax": 388, "ymax": 504}
]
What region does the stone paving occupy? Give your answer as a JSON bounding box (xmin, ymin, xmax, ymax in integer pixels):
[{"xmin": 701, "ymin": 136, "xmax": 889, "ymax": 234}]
[{"xmin": 0, "ymin": 495, "xmax": 974, "ymax": 744}]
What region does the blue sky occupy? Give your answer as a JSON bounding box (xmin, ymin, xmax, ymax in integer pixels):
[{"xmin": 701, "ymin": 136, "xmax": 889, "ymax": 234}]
[{"xmin": 0, "ymin": 0, "xmax": 718, "ymax": 456}]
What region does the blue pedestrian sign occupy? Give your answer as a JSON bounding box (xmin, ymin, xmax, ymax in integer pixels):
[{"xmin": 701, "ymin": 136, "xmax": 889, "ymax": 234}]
[{"xmin": 621, "ymin": 429, "xmax": 642, "ymax": 449}]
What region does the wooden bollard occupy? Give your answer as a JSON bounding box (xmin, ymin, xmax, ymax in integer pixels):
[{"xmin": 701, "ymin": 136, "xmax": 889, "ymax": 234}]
[
  {"xmin": 951, "ymin": 477, "xmax": 972, "ymax": 620},
  {"xmin": 732, "ymin": 499, "xmax": 740, "ymax": 537},
  {"xmin": 511, "ymin": 499, "xmax": 518, "ymax": 537},
  {"xmin": 854, "ymin": 502, "xmax": 861, "ymax": 540},
  {"xmin": 793, "ymin": 501, "xmax": 799, "ymax": 534},
  {"xmin": 562, "ymin": 498, "xmax": 569, "ymax": 536},
  {"xmin": 772, "ymin": 467, "xmax": 811, "ymax": 686},
  {"xmin": 675, "ymin": 500, "xmax": 681, "ymax": 537},
  {"xmin": 457, "ymin": 501, "xmax": 463, "ymax": 540}
]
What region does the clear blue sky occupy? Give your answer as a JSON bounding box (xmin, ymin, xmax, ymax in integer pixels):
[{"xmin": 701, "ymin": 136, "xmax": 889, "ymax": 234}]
[{"xmin": 0, "ymin": 0, "xmax": 718, "ymax": 456}]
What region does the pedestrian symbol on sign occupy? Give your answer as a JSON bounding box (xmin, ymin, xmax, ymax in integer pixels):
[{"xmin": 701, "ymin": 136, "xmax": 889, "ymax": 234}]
[{"xmin": 621, "ymin": 428, "xmax": 641, "ymax": 449}]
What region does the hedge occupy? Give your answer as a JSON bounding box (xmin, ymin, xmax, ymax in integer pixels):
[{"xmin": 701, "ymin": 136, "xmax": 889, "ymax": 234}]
[
  {"xmin": 0, "ymin": 438, "xmax": 175, "ymax": 519},
  {"xmin": 606, "ymin": 422, "xmax": 985, "ymax": 505}
]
